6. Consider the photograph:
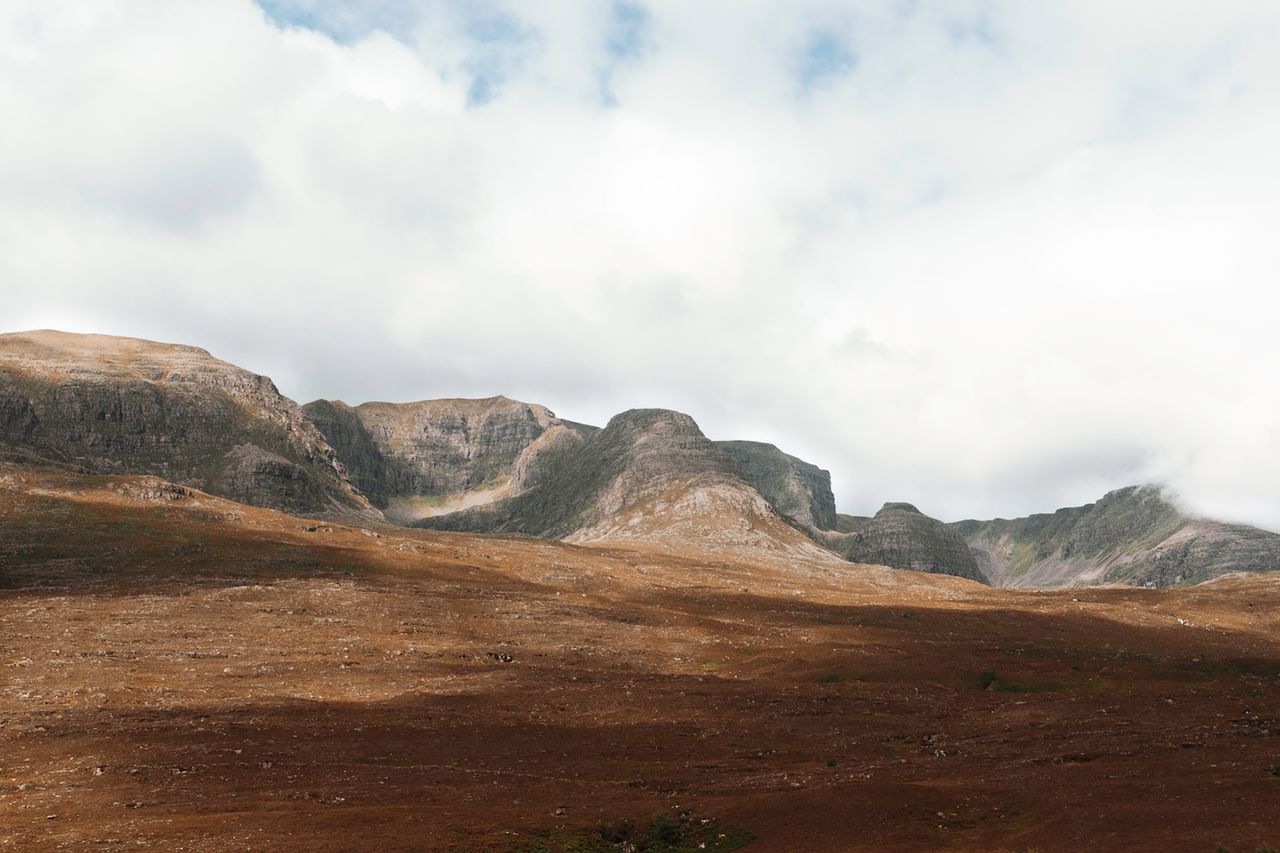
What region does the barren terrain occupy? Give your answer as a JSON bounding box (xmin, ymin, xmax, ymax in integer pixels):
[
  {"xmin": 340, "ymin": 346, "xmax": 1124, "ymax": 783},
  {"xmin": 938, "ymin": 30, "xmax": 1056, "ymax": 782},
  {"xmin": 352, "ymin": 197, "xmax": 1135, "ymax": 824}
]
[{"xmin": 3, "ymin": 463, "xmax": 1279, "ymax": 851}]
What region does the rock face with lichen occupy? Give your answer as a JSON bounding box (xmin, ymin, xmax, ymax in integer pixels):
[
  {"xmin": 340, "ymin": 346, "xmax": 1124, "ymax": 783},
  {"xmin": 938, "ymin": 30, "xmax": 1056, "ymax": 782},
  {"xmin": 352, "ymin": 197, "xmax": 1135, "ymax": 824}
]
[
  {"xmin": 821, "ymin": 502, "xmax": 988, "ymax": 583},
  {"xmin": 0, "ymin": 330, "xmax": 376, "ymax": 519},
  {"xmin": 952, "ymin": 485, "xmax": 1280, "ymax": 588}
]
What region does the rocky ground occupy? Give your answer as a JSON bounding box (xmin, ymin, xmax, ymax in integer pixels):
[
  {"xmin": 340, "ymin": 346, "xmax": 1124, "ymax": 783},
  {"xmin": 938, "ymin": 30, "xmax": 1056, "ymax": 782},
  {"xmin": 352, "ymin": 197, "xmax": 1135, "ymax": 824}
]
[{"xmin": 3, "ymin": 463, "xmax": 1280, "ymax": 851}]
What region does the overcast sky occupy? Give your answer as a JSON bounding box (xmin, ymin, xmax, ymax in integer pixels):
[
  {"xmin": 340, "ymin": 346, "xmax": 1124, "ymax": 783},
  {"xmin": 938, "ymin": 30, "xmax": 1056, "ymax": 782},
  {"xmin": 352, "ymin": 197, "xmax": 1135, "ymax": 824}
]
[{"xmin": 4, "ymin": 2, "xmax": 1280, "ymax": 526}]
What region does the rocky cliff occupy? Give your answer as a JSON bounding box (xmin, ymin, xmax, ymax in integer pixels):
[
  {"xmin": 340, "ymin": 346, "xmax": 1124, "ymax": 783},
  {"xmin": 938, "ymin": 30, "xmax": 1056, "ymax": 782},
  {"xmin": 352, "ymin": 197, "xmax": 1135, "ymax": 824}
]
[
  {"xmin": 414, "ymin": 408, "xmax": 837, "ymax": 560},
  {"xmin": 303, "ymin": 395, "xmax": 581, "ymax": 524},
  {"xmin": 415, "ymin": 408, "xmax": 737, "ymax": 537},
  {"xmin": 717, "ymin": 440, "xmax": 838, "ymax": 530},
  {"xmin": 821, "ymin": 502, "xmax": 988, "ymax": 583},
  {"xmin": 952, "ymin": 485, "xmax": 1280, "ymax": 588},
  {"xmin": 297, "ymin": 399, "xmax": 400, "ymax": 508},
  {"xmin": 0, "ymin": 330, "xmax": 375, "ymax": 519}
]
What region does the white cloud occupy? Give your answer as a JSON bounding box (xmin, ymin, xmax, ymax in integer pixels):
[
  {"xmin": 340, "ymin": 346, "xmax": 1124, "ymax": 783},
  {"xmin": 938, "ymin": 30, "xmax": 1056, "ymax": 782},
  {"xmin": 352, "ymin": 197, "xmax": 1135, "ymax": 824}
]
[{"xmin": 3, "ymin": 1, "xmax": 1280, "ymax": 527}]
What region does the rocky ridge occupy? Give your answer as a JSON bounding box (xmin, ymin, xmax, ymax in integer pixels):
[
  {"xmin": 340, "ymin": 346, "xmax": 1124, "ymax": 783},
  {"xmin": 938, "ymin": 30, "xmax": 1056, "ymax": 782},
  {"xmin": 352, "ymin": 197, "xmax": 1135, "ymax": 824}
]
[
  {"xmin": 7, "ymin": 330, "xmax": 1280, "ymax": 588},
  {"xmin": 415, "ymin": 408, "xmax": 837, "ymax": 560},
  {"xmin": 0, "ymin": 330, "xmax": 375, "ymax": 519},
  {"xmin": 953, "ymin": 485, "xmax": 1280, "ymax": 588}
]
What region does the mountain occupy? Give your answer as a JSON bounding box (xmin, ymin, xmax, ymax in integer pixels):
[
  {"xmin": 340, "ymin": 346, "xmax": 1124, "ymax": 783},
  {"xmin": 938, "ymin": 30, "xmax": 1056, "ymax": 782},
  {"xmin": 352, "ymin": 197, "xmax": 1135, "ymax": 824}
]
[
  {"xmin": 714, "ymin": 443, "xmax": 991, "ymax": 582},
  {"xmin": 0, "ymin": 330, "xmax": 376, "ymax": 519},
  {"xmin": 717, "ymin": 440, "xmax": 838, "ymax": 530},
  {"xmin": 952, "ymin": 485, "xmax": 1280, "ymax": 587},
  {"xmin": 820, "ymin": 502, "xmax": 988, "ymax": 583},
  {"xmin": 13, "ymin": 330, "xmax": 1277, "ymax": 590},
  {"xmin": 415, "ymin": 408, "xmax": 838, "ymax": 560},
  {"xmin": 302, "ymin": 396, "xmax": 581, "ymax": 524}
]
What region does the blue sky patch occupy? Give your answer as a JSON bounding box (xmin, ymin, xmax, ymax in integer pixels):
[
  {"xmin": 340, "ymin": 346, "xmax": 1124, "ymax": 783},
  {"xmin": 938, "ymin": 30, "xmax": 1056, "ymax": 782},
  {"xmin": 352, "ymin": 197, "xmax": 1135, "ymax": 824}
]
[
  {"xmin": 800, "ymin": 30, "xmax": 857, "ymax": 91},
  {"xmin": 256, "ymin": 0, "xmax": 422, "ymax": 44}
]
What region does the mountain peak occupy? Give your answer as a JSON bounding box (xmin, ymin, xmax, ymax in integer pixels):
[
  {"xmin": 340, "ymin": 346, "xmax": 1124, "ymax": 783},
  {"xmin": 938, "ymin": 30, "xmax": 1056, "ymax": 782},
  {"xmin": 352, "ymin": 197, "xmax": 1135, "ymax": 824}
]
[{"xmin": 604, "ymin": 408, "xmax": 704, "ymax": 436}]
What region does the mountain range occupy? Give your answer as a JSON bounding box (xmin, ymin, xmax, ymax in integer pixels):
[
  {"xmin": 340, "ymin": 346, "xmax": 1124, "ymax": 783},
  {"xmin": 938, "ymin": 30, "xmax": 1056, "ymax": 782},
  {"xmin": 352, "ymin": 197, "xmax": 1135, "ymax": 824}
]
[{"xmin": 4, "ymin": 329, "xmax": 1279, "ymax": 588}]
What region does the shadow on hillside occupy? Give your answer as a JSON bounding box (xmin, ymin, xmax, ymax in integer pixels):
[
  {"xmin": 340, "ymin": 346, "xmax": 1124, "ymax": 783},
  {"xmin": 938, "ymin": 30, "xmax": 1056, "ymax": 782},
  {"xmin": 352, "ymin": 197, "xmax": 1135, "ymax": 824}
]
[{"xmin": 12, "ymin": 601, "xmax": 1280, "ymax": 853}]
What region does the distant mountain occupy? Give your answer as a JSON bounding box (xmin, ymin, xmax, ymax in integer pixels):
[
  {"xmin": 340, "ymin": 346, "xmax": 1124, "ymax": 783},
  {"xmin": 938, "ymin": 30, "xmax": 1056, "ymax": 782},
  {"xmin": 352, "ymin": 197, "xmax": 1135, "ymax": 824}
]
[
  {"xmin": 415, "ymin": 408, "xmax": 836, "ymax": 560},
  {"xmin": 0, "ymin": 330, "xmax": 375, "ymax": 519},
  {"xmin": 819, "ymin": 502, "xmax": 988, "ymax": 584},
  {"xmin": 303, "ymin": 396, "xmax": 580, "ymax": 524},
  {"xmin": 952, "ymin": 485, "xmax": 1280, "ymax": 587},
  {"xmin": 13, "ymin": 330, "xmax": 1277, "ymax": 589}
]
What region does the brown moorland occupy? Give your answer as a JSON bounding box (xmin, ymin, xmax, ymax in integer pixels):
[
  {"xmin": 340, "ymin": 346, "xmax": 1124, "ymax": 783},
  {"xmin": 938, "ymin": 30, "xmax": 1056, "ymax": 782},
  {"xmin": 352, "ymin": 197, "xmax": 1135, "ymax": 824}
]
[{"xmin": 2, "ymin": 462, "xmax": 1279, "ymax": 852}]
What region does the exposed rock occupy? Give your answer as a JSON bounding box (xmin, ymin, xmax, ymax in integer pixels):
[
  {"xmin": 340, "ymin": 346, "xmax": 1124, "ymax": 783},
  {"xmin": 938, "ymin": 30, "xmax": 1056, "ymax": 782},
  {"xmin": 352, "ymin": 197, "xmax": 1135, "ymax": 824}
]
[
  {"xmin": 0, "ymin": 330, "xmax": 375, "ymax": 519},
  {"xmin": 416, "ymin": 408, "xmax": 838, "ymax": 560},
  {"xmin": 350, "ymin": 396, "xmax": 559, "ymax": 493},
  {"xmin": 952, "ymin": 485, "xmax": 1280, "ymax": 588},
  {"xmin": 717, "ymin": 440, "xmax": 837, "ymax": 530},
  {"xmin": 297, "ymin": 400, "xmax": 393, "ymax": 506},
  {"xmin": 821, "ymin": 503, "xmax": 988, "ymax": 584},
  {"xmin": 416, "ymin": 408, "xmax": 735, "ymax": 536},
  {"xmin": 303, "ymin": 395, "xmax": 580, "ymax": 524}
]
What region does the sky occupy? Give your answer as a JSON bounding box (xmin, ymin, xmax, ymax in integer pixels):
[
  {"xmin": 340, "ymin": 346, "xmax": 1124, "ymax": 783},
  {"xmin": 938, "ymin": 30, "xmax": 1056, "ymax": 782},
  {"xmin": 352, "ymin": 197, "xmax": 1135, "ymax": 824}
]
[{"xmin": 3, "ymin": 1, "xmax": 1280, "ymax": 526}]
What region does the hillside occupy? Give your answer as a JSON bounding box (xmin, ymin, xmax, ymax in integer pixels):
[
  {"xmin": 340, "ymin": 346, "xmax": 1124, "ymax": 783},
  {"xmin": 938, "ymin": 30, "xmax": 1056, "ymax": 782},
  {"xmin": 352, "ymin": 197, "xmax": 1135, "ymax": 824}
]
[
  {"xmin": 0, "ymin": 330, "xmax": 375, "ymax": 519},
  {"xmin": 953, "ymin": 485, "xmax": 1280, "ymax": 587},
  {"xmin": 4, "ymin": 460, "xmax": 1280, "ymax": 851}
]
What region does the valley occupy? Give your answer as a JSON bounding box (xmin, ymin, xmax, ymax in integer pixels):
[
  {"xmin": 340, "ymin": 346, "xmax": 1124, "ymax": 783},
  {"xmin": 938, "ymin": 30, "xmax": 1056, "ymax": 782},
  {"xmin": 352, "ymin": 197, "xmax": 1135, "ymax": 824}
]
[{"xmin": 2, "ymin": 464, "xmax": 1279, "ymax": 851}]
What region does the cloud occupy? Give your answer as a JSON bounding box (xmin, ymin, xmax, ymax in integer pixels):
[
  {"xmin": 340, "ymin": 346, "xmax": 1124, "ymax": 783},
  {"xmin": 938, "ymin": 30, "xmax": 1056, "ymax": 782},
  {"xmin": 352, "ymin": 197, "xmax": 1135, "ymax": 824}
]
[{"xmin": 2, "ymin": 1, "xmax": 1280, "ymax": 527}]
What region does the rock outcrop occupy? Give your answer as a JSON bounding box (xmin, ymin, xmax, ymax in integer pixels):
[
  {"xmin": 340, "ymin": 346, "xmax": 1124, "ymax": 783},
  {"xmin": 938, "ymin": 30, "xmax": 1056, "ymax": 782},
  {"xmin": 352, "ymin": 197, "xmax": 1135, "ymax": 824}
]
[
  {"xmin": 717, "ymin": 440, "xmax": 838, "ymax": 530},
  {"xmin": 821, "ymin": 502, "xmax": 988, "ymax": 583},
  {"xmin": 0, "ymin": 330, "xmax": 376, "ymax": 519},
  {"xmin": 952, "ymin": 485, "xmax": 1280, "ymax": 588}
]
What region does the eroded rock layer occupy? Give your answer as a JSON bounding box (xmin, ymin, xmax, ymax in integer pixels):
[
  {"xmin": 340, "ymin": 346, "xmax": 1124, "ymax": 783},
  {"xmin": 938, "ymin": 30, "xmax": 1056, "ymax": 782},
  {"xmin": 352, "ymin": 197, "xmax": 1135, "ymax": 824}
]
[
  {"xmin": 0, "ymin": 330, "xmax": 374, "ymax": 518},
  {"xmin": 952, "ymin": 486, "xmax": 1280, "ymax": 588}
]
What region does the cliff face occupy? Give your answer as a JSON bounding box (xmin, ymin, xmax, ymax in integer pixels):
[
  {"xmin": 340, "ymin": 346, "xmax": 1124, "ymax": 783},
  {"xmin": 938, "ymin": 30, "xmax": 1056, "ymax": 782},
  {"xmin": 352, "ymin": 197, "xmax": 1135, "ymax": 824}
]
[
  {"xmin": 413, "ymin": 408, "xmax": 836, "ymax": 560},
  {"xmin": 953, "ymin": 485, "xmax": 1280, "ymax": 588},
  {"xmin": 0, "ymin": 330, "xmax": 375, "ymax": 519},
  {"xmin": 348, "ymin": 397, "xmax": 558, "ymax": 494},
  {"xmin": 717, "ymin": 440, "xmax": 838, "ymax": 531},
  {"xmin": 823, "ymin": 503, "xmax": 988, "ymax": 583},
  {"xmin": 415, "ymin": 408, "xmax": 736, "ymax": 537},
  {"xmin": 303, "ymin": 395, "xmax": 580, "ymax": 524},
  {"xmin": 297, "ymin": 399, "xmax": 396, "ymax": 507}
]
